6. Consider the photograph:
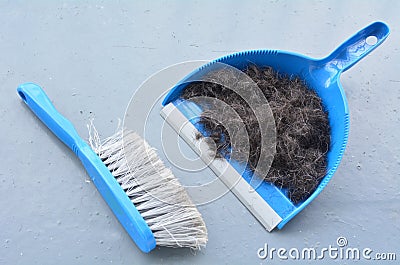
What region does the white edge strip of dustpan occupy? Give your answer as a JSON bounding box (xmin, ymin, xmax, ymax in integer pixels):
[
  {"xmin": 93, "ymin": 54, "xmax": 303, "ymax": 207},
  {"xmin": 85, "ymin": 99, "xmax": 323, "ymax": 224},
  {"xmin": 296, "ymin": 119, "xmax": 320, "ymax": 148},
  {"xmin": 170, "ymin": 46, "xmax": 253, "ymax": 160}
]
[{"xmin": 160, "ymin": 103, "xmax": 282, "ymax": 231}]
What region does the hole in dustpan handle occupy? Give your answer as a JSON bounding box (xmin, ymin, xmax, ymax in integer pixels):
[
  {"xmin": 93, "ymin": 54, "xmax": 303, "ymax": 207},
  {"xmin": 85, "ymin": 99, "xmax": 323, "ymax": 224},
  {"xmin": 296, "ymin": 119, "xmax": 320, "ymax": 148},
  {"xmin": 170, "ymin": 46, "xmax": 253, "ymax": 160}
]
[{"xmin": 323, "ymin": 21, "xmax": 390, "ymax": 73}]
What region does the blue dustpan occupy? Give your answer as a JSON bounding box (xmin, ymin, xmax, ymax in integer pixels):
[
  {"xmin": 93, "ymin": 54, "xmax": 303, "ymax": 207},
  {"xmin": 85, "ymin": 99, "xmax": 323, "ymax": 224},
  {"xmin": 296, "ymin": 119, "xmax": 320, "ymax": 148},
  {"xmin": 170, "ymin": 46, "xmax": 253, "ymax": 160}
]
[{"xmin": 161, "ymin": 22, "xmax": 390, "ymax": 230}]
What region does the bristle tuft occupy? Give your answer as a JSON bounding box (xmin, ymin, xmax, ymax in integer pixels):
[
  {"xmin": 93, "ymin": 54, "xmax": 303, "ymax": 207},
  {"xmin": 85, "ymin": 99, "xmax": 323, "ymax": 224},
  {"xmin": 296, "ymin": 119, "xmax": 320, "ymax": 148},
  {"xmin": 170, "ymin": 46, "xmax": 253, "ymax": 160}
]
[{"xmin": 88, "ymin": 123, "xmax": 208, "ymax": 249}]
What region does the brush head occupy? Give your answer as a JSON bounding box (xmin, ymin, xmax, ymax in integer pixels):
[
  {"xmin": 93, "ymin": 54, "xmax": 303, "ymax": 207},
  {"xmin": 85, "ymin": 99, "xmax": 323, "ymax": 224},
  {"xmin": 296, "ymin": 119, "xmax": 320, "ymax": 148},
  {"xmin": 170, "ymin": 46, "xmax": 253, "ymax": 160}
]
[{"xmin": 88, "ymin": 124, "xmax": 207, "ymax": 249}]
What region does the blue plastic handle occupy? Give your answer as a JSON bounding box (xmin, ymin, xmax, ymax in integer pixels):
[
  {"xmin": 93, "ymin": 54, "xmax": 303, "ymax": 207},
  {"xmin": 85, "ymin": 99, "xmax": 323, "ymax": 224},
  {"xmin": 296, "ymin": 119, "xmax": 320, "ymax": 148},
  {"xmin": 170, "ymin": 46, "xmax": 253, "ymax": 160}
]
[
  {"xmin": 321, "ymin": 21, "xmax": 390, "ymax": 73},
  {"xmin": 17, "ymin": 83, "xmax": 156, "ymax": 253}
]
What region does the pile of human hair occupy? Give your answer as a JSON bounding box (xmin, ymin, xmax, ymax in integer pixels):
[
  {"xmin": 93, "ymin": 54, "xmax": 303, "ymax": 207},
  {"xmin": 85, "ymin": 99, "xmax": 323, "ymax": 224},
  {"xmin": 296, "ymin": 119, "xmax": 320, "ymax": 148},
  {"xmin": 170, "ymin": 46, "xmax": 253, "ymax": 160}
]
[{"xmin": 180, "ymin": 65, "xmax": 331, "ymax": 203}]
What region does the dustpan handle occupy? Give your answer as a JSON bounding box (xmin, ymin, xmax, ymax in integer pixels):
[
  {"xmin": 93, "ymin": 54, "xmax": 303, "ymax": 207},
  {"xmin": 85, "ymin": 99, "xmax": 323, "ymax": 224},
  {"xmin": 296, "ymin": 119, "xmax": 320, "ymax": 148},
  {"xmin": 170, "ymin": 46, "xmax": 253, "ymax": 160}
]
[{"xmin": 322, "ymin": 21, "xmax": 390, "ymax": 73}]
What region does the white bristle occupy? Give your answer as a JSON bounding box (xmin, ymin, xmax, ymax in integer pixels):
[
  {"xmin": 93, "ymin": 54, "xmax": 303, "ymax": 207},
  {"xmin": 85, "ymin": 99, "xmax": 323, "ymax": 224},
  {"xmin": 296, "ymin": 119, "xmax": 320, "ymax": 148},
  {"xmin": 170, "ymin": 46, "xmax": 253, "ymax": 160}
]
[{"xmin": 88, "ymin": 123, "xmax": 208, "ymax": 249}]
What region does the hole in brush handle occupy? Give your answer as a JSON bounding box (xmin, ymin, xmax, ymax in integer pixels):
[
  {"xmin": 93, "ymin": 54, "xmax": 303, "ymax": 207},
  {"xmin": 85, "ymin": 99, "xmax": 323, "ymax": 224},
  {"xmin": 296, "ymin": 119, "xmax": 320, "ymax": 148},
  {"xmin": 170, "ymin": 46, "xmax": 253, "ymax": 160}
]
[{"xmin": 18, "ymin": 90, "xmax": 27, "ymax": 102}]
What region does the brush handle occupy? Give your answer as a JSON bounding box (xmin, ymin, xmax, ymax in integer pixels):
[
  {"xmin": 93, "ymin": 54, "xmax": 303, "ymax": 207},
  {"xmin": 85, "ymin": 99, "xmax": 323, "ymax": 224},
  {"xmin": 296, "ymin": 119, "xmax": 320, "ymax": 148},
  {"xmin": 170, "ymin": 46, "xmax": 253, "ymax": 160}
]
[
  {"xmin": 17, "ymin": 83, "xmax": 156, "ymax": 253},
  {"xmin": 323, "ymin": 21, "xmax": 390, "ymax": 73},
  {"xmin": 17, "ymin": 83, "xmax": 88, "ymax": 154}
]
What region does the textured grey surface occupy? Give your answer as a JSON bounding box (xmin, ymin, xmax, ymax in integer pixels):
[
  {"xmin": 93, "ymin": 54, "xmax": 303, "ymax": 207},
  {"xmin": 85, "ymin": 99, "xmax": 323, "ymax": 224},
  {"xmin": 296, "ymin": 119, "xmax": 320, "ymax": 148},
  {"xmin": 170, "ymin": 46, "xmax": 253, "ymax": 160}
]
[{"xmin": 0, "ymin": 1, "xmax": 399, "ymax": 264}]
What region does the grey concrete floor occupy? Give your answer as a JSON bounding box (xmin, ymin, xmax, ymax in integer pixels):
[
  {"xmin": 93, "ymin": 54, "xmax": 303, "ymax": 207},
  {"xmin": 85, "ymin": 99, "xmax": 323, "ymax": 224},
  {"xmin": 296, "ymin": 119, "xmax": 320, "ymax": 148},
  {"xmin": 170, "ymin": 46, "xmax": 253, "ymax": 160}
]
[{"xmin": 0, "ymin": 1, "xmax": 399, "ymax": 264}]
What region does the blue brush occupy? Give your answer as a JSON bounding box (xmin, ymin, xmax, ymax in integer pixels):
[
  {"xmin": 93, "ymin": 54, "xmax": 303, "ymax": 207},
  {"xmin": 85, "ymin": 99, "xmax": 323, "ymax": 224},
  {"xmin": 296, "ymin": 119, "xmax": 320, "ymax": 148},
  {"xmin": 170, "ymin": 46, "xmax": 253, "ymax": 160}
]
[{"xmin": 17, "ymin": 83, "xmax": 207, "ymax": 252}]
